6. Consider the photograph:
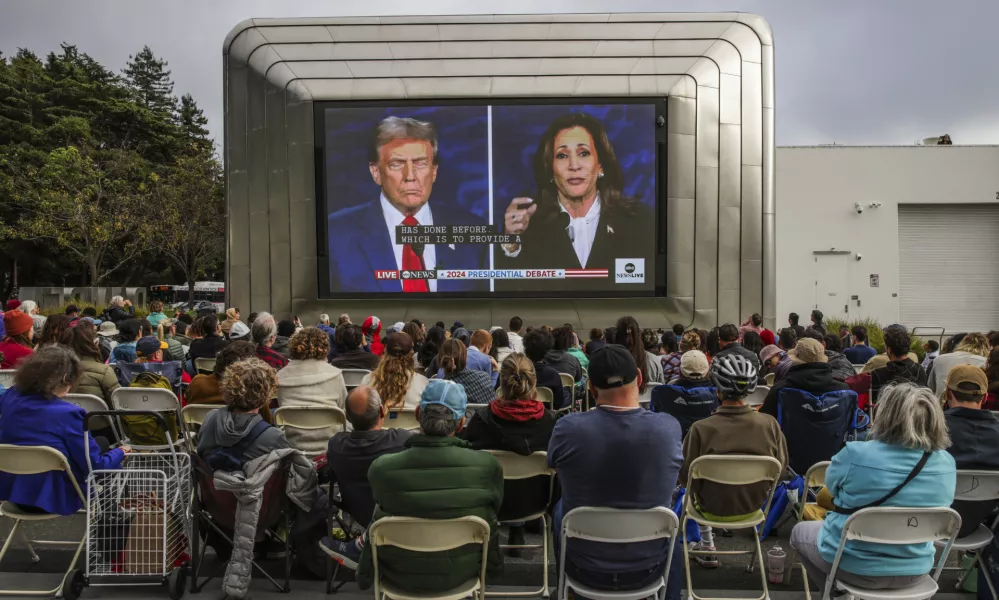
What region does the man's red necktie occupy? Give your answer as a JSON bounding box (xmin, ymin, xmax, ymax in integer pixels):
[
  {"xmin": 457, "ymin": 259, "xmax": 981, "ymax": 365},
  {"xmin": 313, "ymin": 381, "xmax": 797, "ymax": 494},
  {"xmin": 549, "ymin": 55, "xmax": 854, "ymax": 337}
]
[{"xmin": 401, "ymin": 215, "xmax": 429, "ymax": 292}]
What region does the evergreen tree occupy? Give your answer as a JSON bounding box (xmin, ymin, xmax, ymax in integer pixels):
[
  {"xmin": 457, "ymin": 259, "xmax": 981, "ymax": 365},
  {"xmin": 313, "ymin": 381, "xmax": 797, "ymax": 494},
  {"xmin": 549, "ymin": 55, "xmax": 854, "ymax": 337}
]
[
  {"xmin": 122, "ymin": 46, "xmax": 175, "ymax": 115},
  {"xmin": 177, "ymin": 93, "xmax": 210, "ymax": 144}
]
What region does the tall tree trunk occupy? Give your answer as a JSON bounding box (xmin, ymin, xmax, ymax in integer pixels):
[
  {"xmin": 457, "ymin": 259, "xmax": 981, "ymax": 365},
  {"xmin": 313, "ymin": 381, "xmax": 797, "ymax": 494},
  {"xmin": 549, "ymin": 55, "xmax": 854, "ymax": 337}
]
[{"xmin": 89, "ymin": 256, "xmax": 100, "ymax": 304}]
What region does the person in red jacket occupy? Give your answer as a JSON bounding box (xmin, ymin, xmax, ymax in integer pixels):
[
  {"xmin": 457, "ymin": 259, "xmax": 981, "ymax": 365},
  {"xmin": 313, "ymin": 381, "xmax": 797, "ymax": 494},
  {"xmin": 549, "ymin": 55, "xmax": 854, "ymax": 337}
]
[
  {"xmin": 0, "ymin": 310, "xmax": 35, "ymax": 369},
  {"xmin": 362, "ymin": 316, "xmax": 384, "ymax": 357}
]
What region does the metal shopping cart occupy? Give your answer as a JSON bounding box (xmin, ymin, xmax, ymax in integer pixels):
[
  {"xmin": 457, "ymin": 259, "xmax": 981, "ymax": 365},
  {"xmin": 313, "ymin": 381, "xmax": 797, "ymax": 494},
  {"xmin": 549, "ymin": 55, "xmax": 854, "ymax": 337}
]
[{"xmin": 69, "ymin": 411, "xmax": 192, "ymax": 600}]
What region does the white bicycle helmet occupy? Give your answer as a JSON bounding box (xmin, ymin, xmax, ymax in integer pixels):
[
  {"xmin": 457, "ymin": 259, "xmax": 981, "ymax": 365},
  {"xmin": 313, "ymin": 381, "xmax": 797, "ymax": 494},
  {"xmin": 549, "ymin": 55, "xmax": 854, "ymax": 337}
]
[{"xmin": 710, "ymin": 354, "xmax": 758, "ymax": 397}]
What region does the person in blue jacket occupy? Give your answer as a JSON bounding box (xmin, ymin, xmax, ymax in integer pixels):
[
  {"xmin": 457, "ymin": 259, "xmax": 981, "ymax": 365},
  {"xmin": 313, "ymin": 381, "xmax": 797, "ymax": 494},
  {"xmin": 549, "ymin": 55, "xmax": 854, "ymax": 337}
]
[
  {"xmin": 790, "ymin": 382, "xmax": 956, "ymax": 592},
  {"xmin": 0, "ymin": 346, "xmax": 132, "ymax": 515}
]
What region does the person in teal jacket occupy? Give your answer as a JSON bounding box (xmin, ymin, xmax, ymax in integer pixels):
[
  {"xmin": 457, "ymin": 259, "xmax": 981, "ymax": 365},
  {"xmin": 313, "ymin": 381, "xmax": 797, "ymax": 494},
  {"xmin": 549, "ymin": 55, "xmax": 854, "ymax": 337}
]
[{"xmin": 790, "ymin": 382, "xmax": 956, "ymax": 592}]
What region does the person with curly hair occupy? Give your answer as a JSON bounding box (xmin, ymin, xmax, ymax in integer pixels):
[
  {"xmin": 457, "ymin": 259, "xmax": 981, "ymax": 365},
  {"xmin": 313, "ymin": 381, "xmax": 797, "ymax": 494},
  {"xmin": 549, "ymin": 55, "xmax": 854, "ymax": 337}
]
[
  {"xmin": 197, "ymin": 357, "xmax": 289, "ymax": 462},
  {"xmin": 277, "ymin": 327, "xmax": 349, "ymax": 451},
  {"xmin": 361, "ymin": 332, "xmax": 428, "ymax": 411},
  {"xmin": 930, "ymin": 332, "xmax": 991, "ymax": 396}
]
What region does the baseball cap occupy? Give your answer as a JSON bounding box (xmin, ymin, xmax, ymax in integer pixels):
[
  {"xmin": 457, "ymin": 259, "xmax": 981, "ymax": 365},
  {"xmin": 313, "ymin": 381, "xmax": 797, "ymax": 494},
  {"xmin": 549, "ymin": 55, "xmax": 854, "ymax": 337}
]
[
  {"xmin": 759, "ymin": 345, "xmax": 783, "ymax": 364},
  {"xmin": 680, "ymin": 350, "xmax": 710, "ymax": 379},
  {"xmin": 136, "ymin": 336, "xmax": 168, "ymax": 358},
  {"xmin": 788, "ymin": 338, "xmax": 827, "ymax": 365},
  {"xmin": 946, "ymin": 364, "xmax": 988, "ymax": 396},
  {"xmin": 385, "ymin": 331, "xmax": 414, "ymax": 356},
  {"xmin": 588, "ymin": 344, "xmax": 639, "ymax": 389},
  {"xmin": 420, "ymin": 379, "xmax": 467, "ymax": 421},
  {"xmin": 229, "ymin": 321, "xmax": 250, "ymax": 340}
]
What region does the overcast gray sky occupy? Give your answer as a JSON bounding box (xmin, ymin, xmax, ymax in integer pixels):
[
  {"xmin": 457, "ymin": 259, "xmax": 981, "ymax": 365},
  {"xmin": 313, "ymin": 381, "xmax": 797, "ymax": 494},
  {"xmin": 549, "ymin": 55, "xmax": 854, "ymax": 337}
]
[{"xmin": 2, "ymin": 0, "xmax": 998, "ymax": 147}]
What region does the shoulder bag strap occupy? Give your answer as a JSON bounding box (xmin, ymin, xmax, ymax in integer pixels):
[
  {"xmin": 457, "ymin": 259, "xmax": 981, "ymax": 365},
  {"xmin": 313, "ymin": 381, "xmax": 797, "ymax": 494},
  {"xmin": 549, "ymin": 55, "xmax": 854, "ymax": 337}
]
[{"xmin": 833, "ymin": 451, "xmax": 931, "ymax": 515}]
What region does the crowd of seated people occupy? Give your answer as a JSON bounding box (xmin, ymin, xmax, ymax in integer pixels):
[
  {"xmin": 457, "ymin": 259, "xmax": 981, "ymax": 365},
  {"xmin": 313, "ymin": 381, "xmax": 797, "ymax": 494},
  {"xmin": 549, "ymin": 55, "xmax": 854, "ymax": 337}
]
[{"xmin": 4, "ymin": 300, "xmax": 999, "ymax": 599}]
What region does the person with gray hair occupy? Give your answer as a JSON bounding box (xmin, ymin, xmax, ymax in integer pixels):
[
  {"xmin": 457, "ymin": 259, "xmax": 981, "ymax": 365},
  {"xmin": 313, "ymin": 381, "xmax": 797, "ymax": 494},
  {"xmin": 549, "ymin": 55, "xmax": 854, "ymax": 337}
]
[
  {"xmin": 321, "ymin": 380, "xmax": 503, "ymax": 591},
  {"xmin": 325, "ymin": 385, "xmax": 413, "ymax": 528},
  {"xmin": 102, "ymin": 295, "xmax": 135, "ymax": 324},
  {"xmin": 251, "ymin": 311, "xmax": 288, "ymax": 369},
  {"xmin": 790, "ymin": 382, "xmax": 956, "ymax": 593},
  {"xmin": 325, "ymin": 115, "xmax": 487, "ymax": 293},
  {"xmin": 16, "ymin": 299, "xmax": 47, "ymax": 338}
]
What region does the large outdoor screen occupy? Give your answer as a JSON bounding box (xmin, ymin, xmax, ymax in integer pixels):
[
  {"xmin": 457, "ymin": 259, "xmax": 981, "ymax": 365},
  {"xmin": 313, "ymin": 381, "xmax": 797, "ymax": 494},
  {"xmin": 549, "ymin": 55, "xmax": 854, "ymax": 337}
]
[{"xmin": 316, "ymin": 99, "xmax": 665, "ymax": 298}]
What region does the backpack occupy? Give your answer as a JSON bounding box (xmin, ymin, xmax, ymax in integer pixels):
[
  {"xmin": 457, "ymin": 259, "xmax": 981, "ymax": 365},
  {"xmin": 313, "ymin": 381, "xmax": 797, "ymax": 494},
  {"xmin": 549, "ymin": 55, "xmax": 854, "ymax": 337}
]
[
  {"xmin": 122, "ymin": 372, "xmax": 179, "ymax": 446},
  {"xmin": 204, "ymin": 420, "xmax": 271, "ymax": 472}
]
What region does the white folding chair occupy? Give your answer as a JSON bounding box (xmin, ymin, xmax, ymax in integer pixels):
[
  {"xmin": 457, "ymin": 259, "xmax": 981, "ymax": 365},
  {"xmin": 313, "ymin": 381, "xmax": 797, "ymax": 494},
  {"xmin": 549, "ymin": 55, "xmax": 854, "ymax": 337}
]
[
  {"xmin": 193, "ymin": 357, "xmax": 216, "ymax": 374},
  {"xmin": 369, "ymin": 515, "xmax": 490, "ymax": 600},
  {"xmin": 271, "ymin": 405, "xmax": 347, "ymax": 458},
  {"xmin": 745, "ymin": 385, "xmax": 770, "ymax": 407},
  {"xmin": 933, "ymin": 470, "xmax": 999, "ymax": 599},
  {"xmin": 559, "ymin": 506, "xmax": 679, "ymax": 600},
  {"xmin": 483, "ymin": 451, "xmax": 556, "ymax": 598},
  {"xmin": 384, "ymin": 410, "xmax": 420, "ymax": 431},
  {"xmin": 536, "ymin": 387, "xmax": 555, "ymax": 405},
  {"xmin": 0, "ymin": 369, "xmax": 15, "ymax": 388},
  {"xmin": 465, "ymin": 403, "xmax": 488, "ymax": 419},
  {"xmin": 180, "ymin": 404, "xmax": 221, "ymax": 451},
  {"xmin": 639, "ymin": 386, "xmax": 654, "ymax": 409},
  {"xmin": 682, "ymin": 455, "xmax": 784, "ymax": 600},
  {"xmin": 765, "ymin": 373, "xmax": 776, "ymax": 386},
  {"xmin": 109, "ymin": 387, "xmax": 183, "ymax": 451},
  {"xmin": 558, "ymin": 372, "xmax": 575, "ymax": 406},
  {"xmin": 824, "ymin": 506, "xmax": 960, "ymax": 600},
  {"xmin": 785, "ymin": 461, "xmax": 831, "ymax": 598},
  {"xmin": 0, "ymin": 445, "xmax": 87, "ymax": 598},
  {"xmin": 341, "ymin": 369, "xmax": 370, "ymax": 390},
  {"xmin": 63, "ymin": 393, "xmax": 119, "ymax": 440}
]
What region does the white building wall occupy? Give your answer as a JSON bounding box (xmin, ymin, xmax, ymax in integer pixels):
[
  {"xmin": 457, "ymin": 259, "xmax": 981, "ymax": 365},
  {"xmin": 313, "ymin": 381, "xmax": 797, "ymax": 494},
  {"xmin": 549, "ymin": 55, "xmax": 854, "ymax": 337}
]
[{"xmin": 776, "ymin": 145, "xmax": 999, "ymax": 328}]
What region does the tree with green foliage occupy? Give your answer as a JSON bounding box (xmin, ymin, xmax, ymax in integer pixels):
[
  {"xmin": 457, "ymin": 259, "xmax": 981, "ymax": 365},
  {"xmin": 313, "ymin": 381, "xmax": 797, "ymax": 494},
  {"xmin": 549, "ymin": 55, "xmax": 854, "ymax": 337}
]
[
  {"xmin": 177, "ymin": 93, "xmax": 210, "ymax": 144},
  {"xmin": 122, "ymin": 45, "xmax": 175, "ymax": 116},
  {"xmin": 151, "ymin": 148, "xmax": 225, "ymax": 297}
]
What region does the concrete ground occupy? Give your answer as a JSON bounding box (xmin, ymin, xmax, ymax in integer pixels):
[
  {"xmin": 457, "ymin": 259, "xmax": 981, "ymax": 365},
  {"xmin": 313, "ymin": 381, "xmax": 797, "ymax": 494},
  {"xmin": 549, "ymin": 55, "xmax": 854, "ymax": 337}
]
[{"xmin": 0, "ymin": 514, "xmax": 976, "ymax": 599}]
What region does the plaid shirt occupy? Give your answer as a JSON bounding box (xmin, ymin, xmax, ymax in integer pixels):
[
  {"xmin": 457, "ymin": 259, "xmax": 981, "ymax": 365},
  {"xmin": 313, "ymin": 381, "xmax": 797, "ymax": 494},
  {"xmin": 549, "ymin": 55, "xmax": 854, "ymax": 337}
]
[
  {"xmin": 446, "ymin": 369, "xmax": 496, "ymax": 405},
  {"xmin": 256, "ymin": 344, "xmax": 289, "ymax": 370},
  {"xmin": 661, "ymin": 352, "xmax": 683, "ymax": 382}
]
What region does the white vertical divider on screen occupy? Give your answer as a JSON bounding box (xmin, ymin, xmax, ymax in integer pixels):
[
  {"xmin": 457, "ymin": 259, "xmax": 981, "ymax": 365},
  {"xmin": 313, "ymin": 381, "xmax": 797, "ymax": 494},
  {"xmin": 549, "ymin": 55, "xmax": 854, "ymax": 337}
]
[{"xmin": 487, "ymin": 104, "xmax": 495, "ymax": 293}]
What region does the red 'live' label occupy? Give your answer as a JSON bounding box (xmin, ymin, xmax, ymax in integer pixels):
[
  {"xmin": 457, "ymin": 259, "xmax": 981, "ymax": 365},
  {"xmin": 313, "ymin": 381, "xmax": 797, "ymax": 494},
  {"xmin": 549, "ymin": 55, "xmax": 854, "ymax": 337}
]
[{"xmin": 374, "ymin": 270, "xmax": 399, "ymax": 280}]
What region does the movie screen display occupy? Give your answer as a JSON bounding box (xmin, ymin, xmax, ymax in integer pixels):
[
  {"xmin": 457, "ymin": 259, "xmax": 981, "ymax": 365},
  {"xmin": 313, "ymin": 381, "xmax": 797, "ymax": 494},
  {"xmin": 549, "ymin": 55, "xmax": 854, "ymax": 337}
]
[{"xmin": 318, "ymin": 100, "xmax": 663, "ymax": 298}]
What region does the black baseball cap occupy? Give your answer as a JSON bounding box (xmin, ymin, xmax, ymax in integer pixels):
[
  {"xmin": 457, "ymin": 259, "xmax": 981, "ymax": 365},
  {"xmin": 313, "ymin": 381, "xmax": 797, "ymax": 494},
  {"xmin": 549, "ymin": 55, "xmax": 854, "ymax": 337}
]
[{"xmin": 588, "ymin": 344, "xmax": 638, "ymax": 389}]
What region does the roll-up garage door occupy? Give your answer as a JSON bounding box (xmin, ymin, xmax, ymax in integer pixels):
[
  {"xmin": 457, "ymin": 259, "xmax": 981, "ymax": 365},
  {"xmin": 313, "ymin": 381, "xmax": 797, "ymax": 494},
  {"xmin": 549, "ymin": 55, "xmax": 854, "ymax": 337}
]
[{"xmin": 898, "ymin": 204, "xmax": 999, "ymax": 333}]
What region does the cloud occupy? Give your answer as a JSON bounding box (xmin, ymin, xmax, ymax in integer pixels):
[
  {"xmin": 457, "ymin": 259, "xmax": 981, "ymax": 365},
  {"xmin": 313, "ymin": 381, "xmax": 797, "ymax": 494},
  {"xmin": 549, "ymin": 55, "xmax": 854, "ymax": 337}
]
[{"xmin": 1, "ymin": 0, "xmax": 997, "ymax": 147}]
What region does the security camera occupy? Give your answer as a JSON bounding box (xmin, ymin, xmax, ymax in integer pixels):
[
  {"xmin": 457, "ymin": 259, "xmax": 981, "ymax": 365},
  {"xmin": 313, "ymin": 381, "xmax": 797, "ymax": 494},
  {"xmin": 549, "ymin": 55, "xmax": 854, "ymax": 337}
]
[
  {"xmin": 856, "ymin": 253, "xmax": 863, "ymax": 261},
  {"xmin": 854, "ymin": 202, "xmax": 864, "ymax": 214}
]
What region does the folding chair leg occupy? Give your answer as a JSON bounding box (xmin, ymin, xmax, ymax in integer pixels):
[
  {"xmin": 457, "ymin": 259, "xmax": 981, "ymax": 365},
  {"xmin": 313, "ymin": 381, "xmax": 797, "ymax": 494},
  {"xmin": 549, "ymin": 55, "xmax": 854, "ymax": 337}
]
[
  {"xmin": 752, "ymin": 532, "xmax": 771, "ymax": 600},
  {"xmin": 541, "ymin": 514, "xmax": 550, "ymax": 599},
  {"xmin": 801, "ymin": 565, "xmax": 812, "ymax": 600},
  {"xmin": 978, "ymin": 552, "xmax": 998, "ymax": 600},
  {"xmin": 682, "ymin": 517, "xmax": 695, "ymax": 600},
  {"xmin": 0, "ymin": 520, "xmax": 21, "ymax": 565}
]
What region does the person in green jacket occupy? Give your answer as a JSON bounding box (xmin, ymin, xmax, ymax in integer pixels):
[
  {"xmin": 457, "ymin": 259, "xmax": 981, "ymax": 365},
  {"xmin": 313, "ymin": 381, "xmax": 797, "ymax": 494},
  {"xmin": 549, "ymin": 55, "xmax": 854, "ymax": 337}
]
[{"xmin": 321, "ymin": 379, "xmax": 504, "ymax": 593}]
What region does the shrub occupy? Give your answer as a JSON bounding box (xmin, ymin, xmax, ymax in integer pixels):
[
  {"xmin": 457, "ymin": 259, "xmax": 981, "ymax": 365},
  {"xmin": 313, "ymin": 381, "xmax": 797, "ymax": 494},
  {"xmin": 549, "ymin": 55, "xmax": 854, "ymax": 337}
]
[{"xmin": 825, "ymin": 317, "xmax": 925, "ymax": 361}]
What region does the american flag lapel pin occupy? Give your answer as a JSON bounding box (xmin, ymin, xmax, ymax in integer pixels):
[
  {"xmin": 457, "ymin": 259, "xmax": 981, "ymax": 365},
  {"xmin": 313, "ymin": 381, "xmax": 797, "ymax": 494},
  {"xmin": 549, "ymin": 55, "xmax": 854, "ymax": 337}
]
[{"xmin": 607, "ymin": 225, "xmax": 614, "ymax": 235}]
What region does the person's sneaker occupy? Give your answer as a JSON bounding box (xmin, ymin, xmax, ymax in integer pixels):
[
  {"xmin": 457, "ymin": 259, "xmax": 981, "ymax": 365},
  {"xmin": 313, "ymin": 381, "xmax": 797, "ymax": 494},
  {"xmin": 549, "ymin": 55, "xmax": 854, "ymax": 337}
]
[
  {"xmin": 507, "ymin": 526, "xmax": 526, "ymax": 558},
  {"xmin": 689, "ymin": 541, "xmax": 719, "ymax": 568},
  {"xmin": 320, "ymin": 536, "xmax": 361, "ymax": 570}
]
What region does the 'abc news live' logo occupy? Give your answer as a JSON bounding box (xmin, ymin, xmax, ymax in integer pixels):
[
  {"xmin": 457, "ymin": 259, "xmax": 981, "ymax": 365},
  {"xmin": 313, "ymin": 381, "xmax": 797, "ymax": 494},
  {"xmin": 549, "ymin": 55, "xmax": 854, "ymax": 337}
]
[
  {"xmin": 374, "ymin": 270, "xmax": 437, "ymax": 280},
  {"xmin": 615, "ymin": 259, "xmax": 645, "ymax": 284}
]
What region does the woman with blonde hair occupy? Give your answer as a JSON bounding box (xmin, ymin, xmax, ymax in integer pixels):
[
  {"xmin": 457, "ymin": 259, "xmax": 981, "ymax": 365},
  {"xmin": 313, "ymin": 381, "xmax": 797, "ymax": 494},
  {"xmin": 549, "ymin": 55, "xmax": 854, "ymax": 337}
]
[
  {"xmin": 461, "ymin": 353, "xmax": 558, "ymax": 555},
  {"xmin": 789, "ymin": 382, "xmax": 955, "ymax": 593},
  {"xmin": 361, "ymin": 332, "xmax": 428, "ymax": 410},
  {"xmin": 929, "ymin": 332, "xmax": 991, "ymax": 395}
]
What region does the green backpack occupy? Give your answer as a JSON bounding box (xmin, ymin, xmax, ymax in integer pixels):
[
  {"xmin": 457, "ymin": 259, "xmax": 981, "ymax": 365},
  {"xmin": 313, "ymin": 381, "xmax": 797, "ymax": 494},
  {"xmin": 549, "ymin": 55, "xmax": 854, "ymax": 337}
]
[{"xmin": 123, "ymin": 372, "xmax": 180, "ymax": 446}]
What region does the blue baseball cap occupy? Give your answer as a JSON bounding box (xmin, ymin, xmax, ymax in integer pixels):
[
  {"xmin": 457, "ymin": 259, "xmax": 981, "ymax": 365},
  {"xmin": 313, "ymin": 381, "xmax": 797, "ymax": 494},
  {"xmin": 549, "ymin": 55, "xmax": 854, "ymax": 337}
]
[{"xmin": 419, "ymin": 379, "xmax": 467, "ymax": 420}]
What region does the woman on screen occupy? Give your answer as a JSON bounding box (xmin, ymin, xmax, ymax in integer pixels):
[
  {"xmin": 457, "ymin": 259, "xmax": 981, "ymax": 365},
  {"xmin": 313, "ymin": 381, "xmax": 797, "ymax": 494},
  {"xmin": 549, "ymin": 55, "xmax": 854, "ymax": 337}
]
[{"xmin": 498, "ymin": 112, "xmax": 654, "ymax": 278}]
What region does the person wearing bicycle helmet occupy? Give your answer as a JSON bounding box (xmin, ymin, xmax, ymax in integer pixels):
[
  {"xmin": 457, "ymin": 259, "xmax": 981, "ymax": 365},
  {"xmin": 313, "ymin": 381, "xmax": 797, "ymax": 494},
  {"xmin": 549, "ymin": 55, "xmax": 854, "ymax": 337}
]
[{"xmin": 679, "ymin": 354, "xmax": 787, "ymax": 569}]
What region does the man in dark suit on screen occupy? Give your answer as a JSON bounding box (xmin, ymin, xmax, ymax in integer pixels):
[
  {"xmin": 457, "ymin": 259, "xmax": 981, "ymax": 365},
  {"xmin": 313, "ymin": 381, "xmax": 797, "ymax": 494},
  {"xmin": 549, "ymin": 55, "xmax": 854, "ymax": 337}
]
[{"xmin": 327, "ymin": 116, "xmax": 487, "ymax": 293}]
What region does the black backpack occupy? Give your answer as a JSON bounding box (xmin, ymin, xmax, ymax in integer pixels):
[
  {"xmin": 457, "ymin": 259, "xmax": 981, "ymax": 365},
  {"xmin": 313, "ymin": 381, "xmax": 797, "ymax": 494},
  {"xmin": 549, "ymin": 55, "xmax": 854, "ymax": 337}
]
[{"xmin": 204, "ymin": 420, "xmax": 271, "ymax": 472}]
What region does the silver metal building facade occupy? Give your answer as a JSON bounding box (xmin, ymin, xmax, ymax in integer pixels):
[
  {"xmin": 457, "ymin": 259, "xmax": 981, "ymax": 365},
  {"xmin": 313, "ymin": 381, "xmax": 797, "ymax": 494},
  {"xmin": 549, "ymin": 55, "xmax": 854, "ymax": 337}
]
[{"xmin": 223, "ymin": 13, "xmax": 775, "ymax": 329}]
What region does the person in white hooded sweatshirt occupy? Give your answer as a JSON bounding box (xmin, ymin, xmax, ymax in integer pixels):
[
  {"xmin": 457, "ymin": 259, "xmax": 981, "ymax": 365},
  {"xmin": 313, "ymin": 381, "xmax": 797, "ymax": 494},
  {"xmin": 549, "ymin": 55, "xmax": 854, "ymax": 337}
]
[
  {"xmin": 507, "ymin": 316, "xmax": 526, "ymax": 354},
  {"xmin": 277, "ymin": 327, "xmax": 349, "ymax": 453}
]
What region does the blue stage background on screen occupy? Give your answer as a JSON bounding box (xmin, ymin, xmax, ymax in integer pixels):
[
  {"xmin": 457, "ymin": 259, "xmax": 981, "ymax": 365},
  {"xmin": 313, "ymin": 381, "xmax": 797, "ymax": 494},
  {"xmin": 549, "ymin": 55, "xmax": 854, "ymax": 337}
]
[
  {"xmin": 324, "ymin": 105, "xmax": 489, "ymax": 219},
  {"xmin": 490, "ymin": 103, "xmax": 656, "ymax": 227}
]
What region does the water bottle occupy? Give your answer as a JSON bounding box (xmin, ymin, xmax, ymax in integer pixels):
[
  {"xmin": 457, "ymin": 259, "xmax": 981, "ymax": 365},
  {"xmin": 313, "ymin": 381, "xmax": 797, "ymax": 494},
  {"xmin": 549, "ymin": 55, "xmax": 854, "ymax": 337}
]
[{"xmin": 766, "ymin": 543, "xmax": 786, "ymax": 584}]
